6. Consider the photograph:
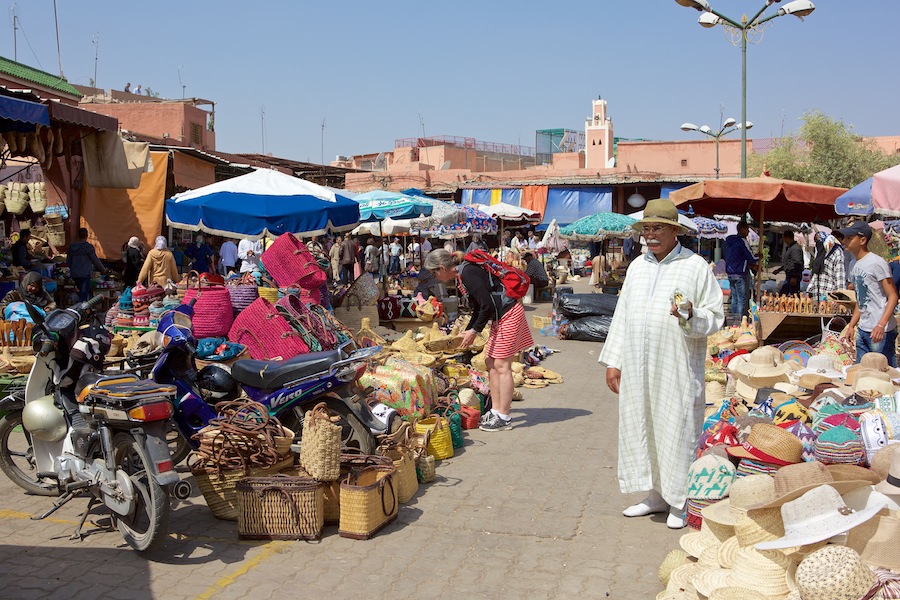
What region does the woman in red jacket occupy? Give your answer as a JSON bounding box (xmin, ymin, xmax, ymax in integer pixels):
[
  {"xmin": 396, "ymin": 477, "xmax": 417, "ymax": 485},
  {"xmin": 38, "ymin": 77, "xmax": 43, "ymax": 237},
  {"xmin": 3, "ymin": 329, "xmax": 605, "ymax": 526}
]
[{"xmin": 424, "ymin": 249, "xmax": 533, "ymax": 431}]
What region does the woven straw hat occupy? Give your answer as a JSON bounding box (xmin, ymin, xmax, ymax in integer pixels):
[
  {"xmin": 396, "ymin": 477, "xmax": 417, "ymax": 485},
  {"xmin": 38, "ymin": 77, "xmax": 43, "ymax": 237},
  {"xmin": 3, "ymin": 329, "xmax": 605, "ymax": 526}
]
[
  {"xmin": 749, "ymin": 460, "xmax": 881, "ymax": 510},
  {"xmin": 692, "ymin": 567, "xmax": 732, "ymax": 597},
  {"xmin": 717, "ymin": 535, "xmax": 740, "ymax": 569},
  {"xmin": 702, "ymin": 474, "xmax": 776, "ymax": 528},
  {"xmin": 845, "ymin": 352, "xmax": 900, "ymax": 386},
  {"xmin": 795, "ymin": 546, "xmax": 877, "ymax": 600},
  {"xmin": 658, "ymin": 549, "xmax": 691, "ymax": 586},
  {"xmin": 869, "ymin": 443, "xmax": 897, "ymax": 479},
  {"xmin": 755, "ymin": 484, "xmax": 887, "ymax": 550},
  {"xmin": 734, "ymin": 508, "xmax": 785, "ymax": 547},
  {"xmin": 874, "ymin": 443, "xmax": 900, "ymax": 496},
  {"xmin": 726, "ymin": 422, "xmax": 804, "ymax": 465},
  {"xmin": 733, "ymin": 347, "xmax": 795, "ymax": 386},
  {"xmin": 794, "ymin": 353, "xmax": 844, "ymax": 379},
  {"xmin": 697, "ymin": 543, "xmax": 722, "ymax": 569},
  {"xmin": 728, "ymin": 547, "xmax": 793, "ymax": 597},
  {"xmin": 634, "ymin": 198, "xmax": 687, "ymax": 233},
  {"xmin": 856, "ymin": 376, "xmax": 897, "ymax": 398},
  {"xmin": 656, "ymin": 591, "xmax": 696, "ymax": 600},
  {"xmin": 679, "ymin": 519, "xmax": 732, "ymax": 558},
  {"xmin": 846, "ymin": 511, "xmax": 900, "ymax": 571},
  {"xmin": 666, "ymin": 563, "xmax": 701, "ymax": 596},
  {"xmin": 708, "ymin": 587, "xmax": 775, "ymax": 600}
]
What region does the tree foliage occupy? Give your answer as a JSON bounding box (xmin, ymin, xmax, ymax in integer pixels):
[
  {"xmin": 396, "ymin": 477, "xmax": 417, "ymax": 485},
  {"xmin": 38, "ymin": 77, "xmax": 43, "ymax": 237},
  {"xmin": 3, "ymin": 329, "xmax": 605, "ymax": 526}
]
[{"xmin": 749, "ymin": 110, "xmax": 900, "ymax": 188}]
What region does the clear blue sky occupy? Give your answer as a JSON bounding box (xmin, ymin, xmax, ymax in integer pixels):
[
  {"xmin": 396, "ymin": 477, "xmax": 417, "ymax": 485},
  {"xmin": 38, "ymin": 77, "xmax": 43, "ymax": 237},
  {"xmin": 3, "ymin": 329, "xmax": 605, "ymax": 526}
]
[{"xmin": 8, "ymin": 1, "xmax": 899, "ymax": 162}]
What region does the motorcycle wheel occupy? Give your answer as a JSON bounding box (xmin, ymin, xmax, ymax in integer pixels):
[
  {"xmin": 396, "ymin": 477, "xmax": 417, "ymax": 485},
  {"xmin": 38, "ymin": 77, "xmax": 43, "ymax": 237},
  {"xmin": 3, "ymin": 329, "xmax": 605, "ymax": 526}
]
[
  {"xmin": 167, "ymin": 425, "xmax": 191, "ymax": 466},
  {"xmin": 111, "ymin": 432, "xmax": 171, "ymax": 552},
  {"xmin": 0, "ymin": 410, "xmax": 59, "ymax": 496},
  {"xmin": 282, "ymin": 396, "xmax": 374, "ymax": 455}
]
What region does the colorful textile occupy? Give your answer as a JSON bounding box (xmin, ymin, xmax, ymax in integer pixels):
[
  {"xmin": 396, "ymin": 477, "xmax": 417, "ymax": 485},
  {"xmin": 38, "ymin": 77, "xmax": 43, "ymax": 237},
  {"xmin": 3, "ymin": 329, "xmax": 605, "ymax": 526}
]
[
  {"xmin": 736, "ymin": 458, "xmax": 779, "ymax": 478},
  {"xmin": 485, "ymin": 302, "xmax": 533, "ymax": 359}
]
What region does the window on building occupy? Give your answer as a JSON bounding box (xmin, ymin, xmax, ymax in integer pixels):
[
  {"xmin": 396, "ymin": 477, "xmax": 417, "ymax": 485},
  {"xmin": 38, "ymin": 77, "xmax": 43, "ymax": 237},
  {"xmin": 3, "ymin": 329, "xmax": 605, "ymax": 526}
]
[
  {"xmin": 681, "ymin": 159, "xmax": 688, "ymax": 167},
  {"xmin": 190, "ymin": 123, "xmax": 202, "ymax": 144}
]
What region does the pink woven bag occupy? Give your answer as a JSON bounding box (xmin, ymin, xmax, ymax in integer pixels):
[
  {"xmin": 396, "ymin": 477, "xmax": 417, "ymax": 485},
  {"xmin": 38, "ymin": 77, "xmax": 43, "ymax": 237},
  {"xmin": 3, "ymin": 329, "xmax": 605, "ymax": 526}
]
[
  {"xmin": 182, "ymin": 274, "xmax": 234, "ymax": 338},
  {"xmin": 261, "ymin": 233, "xmax": 326, "ymax": 290},
  {"xmin": 228, "ymin": 297, "xmax": 309, "ymax": 360},
  {"xmin": 276, "ymin": 293, "xmax": 336, "ymax": 350}
]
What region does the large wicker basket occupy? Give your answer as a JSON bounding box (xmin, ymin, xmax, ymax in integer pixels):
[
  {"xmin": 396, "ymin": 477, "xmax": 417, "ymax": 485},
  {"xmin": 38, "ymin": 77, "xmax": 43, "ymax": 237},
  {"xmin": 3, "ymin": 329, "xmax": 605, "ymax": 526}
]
[
  {"xmin": 338, "ymin": 464, "xmax": 398, "ymax": 540},
  {"xmin": 377, "ymin": 446, "xmax": 418, "ymax": 504},
  {"xmin": 190, "ymin": 456, "xmax": 293, "ymax": 521},
  {"xmin": 236, "ymin": 474, "xmax": 324, "ymax": 540}
]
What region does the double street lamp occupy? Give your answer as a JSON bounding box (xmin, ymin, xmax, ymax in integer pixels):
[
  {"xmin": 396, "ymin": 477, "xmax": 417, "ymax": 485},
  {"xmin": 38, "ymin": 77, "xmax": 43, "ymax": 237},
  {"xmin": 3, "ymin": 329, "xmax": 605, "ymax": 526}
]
[
  {"xmin": 681, "ymin": 118, "xmax": 752, "ymax": 178},
  {"xmin": 674, "ymin": 0, "xmax": 815, "ymax": 177}
]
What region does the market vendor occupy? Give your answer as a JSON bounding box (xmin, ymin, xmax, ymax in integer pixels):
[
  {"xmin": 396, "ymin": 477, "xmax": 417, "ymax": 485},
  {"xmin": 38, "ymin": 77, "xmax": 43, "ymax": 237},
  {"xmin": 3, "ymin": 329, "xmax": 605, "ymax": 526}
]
[
  {"xmin": 523, "ymin": 252, "xmax": 550, "ymax": 289},
  {"xmin": 0, "ymin": 271, "xmax": 56, "ymax": 318},
  {"xmin": 11, "ymin": 229, "xmax": 35, "ymax": 268}
]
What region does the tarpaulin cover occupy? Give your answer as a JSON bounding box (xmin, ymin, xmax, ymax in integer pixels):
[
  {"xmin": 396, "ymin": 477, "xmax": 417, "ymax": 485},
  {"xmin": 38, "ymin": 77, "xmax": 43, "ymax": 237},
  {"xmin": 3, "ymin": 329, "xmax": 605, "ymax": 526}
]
[
  {"xmin": 0, "ymin": 94, "xmax": 49, "ymax": 133},
  {"xmin": 521, "ymin": 185, "xmax": 549, "ymax": 215},
  {"xmin": 660, "ymin": 183, "xmax": 690, "ymax": 199},
  {"xmin": 82, "ymin": 151, "xmax": 168, "ymax": 260},
  {"xmin": 81, "ymin": 131, "xmax": 149, "ymax": 189},
  {"xmin": 166, "ymin": 168, "xmax": 360, "ymax": 239},
  {"xmin": 461, "ymin": 188, "xmax": 522, "ymax": 207},
  {"xmin": 557, "ymin": 293, "xmax": 618, "ymax": 319},
  {"xmin": 559, "ymin": 316, "xmax": 612, "ymax": 342},
  {"xmin": 669, "ymin": 176, "xmax": 845, "ymax": 221},
  {"xmin": 542, "ymin": 186, "xmax": 613, "ymax": 228}
]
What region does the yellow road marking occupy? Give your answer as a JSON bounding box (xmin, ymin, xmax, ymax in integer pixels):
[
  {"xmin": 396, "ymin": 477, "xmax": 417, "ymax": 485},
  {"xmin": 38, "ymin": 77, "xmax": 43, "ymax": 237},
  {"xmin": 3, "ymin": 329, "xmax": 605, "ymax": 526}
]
[
  {"xmin": 0, "ymin": 507, "xmax": 80, "ymax": 526},
  {"xmin": 194, "ymin": 541, "xmax": 288, "ymax": 600}
]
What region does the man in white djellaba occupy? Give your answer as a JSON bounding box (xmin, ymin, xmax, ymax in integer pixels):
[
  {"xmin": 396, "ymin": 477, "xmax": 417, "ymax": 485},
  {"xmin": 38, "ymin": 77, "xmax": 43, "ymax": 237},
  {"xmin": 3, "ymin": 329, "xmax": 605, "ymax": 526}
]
[{"xmin": 599, "ymin": 198, "xmax": 724, "ymax": 529}]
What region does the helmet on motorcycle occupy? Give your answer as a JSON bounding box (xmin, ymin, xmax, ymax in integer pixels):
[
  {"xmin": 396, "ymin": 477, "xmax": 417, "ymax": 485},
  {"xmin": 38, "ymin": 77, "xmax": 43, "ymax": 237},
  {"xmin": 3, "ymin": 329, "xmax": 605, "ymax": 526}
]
[
  {"xmin": 22, "ymin": 395, "xmax": 67, "ymax": 442},
  {"xmin": 196, "ymin": 365, "xmax": 238, "ymax": 400}
]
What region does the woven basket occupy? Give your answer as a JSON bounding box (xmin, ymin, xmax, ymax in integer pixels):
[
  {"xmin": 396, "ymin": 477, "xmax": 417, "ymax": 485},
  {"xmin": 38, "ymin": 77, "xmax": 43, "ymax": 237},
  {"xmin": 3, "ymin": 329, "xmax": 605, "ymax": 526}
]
[
  {"xmin": 190, "ymin": 455, "xmax": 293, "ymax": 521},
  {"xmin": 397, "ymin": 351, "xmax": 437, "ymax": 368},
  {"xmin": 423, "ymin": 335, "xmax": 463, "ymax": 354},
  {"xmin": 227, "ymin": 273, "xmax": 259, "ymax": 315},
  {"xmin": 532, "ymin": 315, "xmax": 552, "ymax": 328},
  {"xmin": 333, "ymin": 294, "xmax": 379, "ymax": 335},
  {"xmin": 414, "ymin": 415, "xmax": 454, "ymax": 460},
  {"xmin": 338, "ymin": 464, "xmax": 398, "ymax": 540},
  {"xmin": 416, "ymin": 453, "xmax": 436, "ymax": 483},
  {"xmin": 299, "ymin": 402, "xmax": 342, "ymax": 481},
  {"xmin": 261, "ymin": 233, "xmax": 326, "ymax": 289},
  {"xmin": 376, "ymin": 446, "xmax": 418, "ymax": 504},
  {"xmin": 258, "ymin": 285, "xmax": 279, "ymax": 304},
  {"xmin": 235, "ymin": 474, "xmax": 324, "ymax": 540},
  {"xmin": 183, "ymin": 275, "xmax": 234, "ymax": 338}
]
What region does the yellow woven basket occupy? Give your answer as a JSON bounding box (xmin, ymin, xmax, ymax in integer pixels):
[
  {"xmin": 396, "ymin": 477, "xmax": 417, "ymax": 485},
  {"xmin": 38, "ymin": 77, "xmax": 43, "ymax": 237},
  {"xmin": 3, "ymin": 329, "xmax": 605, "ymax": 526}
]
[
  {"xmin": 235, "ymin": 473, "xmax": 324, "ymax": 540},
  {"xmin": 414, "ymin": 416, "xmax": 453, "ymax": 460},
  {"xmin": 258, "ymin": 286, "xmax": 279, "ymax": 303},
  {"xmin": 377, "ymin": 446, "xmax": 418, "ymax": 504},
  {"xmin": 338, "ymin": 465, "xmax": 398, "ymax": 540}
]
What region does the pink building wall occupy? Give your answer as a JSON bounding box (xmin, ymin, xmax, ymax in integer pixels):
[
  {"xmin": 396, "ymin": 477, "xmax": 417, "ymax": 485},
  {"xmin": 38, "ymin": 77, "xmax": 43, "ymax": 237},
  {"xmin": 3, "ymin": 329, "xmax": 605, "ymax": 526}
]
[{"xmin": 80, "ymin": 103, "xmax": 216, "ymax": 150}]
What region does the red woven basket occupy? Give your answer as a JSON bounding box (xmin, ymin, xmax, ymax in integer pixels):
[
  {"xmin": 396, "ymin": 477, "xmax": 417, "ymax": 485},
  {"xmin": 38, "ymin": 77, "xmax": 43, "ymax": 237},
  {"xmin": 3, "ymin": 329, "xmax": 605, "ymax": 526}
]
[
  {"xmin": 183, "ymin": 276, "xmax": 234, "ymax": 338},
  {"xmin": 229, "ymin": 297, "xmax": 309, "ymax": 360},
  {"xmin": 261, "ymin": 234, "xmax": 326, "ymax": 290}
]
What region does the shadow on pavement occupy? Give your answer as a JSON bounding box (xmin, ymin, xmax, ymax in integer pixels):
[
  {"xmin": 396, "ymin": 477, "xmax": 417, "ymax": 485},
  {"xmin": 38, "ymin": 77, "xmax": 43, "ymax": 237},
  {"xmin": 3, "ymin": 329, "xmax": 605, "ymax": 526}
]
[{"xmin": 510, "ymin": 406, "xmax": 593, "ymax": 428}]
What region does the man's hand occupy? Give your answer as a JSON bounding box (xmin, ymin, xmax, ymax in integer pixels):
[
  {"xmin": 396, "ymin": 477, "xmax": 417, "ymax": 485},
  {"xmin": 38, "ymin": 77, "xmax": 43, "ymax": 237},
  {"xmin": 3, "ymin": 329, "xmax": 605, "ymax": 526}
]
[
  {"xmin": 670, "ymin": 301, "xmax": 693, "ymax": 320},
  {"xmin": 606, "ymin": 368, "xmax": 621, "ymax": 394},
  {"xmin": 872, "ymin": 324, "xmax": 886, "ymax": 343},
  {"xmin": 460, "ymin": 329, "xmax": 477, "ymax": 348}
]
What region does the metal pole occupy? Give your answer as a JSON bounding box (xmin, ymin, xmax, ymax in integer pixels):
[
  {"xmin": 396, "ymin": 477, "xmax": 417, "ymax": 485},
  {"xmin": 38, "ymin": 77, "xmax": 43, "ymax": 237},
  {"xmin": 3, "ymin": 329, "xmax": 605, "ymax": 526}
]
[
  {"xmin": 715, "ymin": 135, "xmax": 720, "ymax": 179},
  {"xmin": 741, "ymin": 25, "xmax": 748, "ymax": 178}
]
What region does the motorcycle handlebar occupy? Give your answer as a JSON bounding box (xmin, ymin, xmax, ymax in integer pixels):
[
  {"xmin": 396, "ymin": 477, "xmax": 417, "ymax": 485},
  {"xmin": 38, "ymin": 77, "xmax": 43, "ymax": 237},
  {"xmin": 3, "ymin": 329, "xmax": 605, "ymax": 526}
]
[
  {"xmin": 38, "ymin": 338, "xmax": 55, "ymax": 357},
  {"xmin": 86, "ymin": 295, "xmax": 104, "ymax": 309}
]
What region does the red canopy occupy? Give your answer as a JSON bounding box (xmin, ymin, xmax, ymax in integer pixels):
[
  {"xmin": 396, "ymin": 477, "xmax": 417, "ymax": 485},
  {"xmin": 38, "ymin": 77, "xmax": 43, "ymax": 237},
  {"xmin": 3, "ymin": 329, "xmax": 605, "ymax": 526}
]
[{"xmin": 669, "ymin": 176, "xmax": 847, "ymax": 222}]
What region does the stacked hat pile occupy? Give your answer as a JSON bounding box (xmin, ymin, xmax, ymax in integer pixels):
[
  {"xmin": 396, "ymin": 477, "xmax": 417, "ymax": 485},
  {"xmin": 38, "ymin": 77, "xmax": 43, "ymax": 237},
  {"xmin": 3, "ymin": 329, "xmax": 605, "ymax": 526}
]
[
  {"xmin": 116, "ymin": 287, "xmax": 134, "ymax": 328},
  {"xmin": 130, "ymin": 284, "xmax": 164, "ymax": 328},
  {"xmin": 656, "ymin": 344, "xmax": 900, "ymax": 599}
]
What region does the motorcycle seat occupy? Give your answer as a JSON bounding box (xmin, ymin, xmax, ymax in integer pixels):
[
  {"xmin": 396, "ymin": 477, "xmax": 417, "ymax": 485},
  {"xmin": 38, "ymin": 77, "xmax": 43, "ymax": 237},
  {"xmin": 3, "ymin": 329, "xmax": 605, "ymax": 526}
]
[{"xmin": 231, "ymin": 350, "xmax": 342, "ymax": 389}]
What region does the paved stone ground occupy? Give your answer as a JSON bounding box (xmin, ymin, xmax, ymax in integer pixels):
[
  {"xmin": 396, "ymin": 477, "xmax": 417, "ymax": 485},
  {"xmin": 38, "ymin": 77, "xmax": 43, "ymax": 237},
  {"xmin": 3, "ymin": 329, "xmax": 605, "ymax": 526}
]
[{"xmin": 0, "ymin": 278, "xmax": 684, "ymax": 599}]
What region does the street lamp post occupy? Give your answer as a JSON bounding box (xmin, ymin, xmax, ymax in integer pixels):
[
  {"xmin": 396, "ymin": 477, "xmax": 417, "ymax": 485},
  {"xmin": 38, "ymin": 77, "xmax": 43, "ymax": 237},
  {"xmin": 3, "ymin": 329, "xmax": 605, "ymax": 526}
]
[
  {"xmin": 674, "ymin": 0, "xmax": 815, "ymax": 178},
  {"xmin": 681, "ymin": 118, "xmax": 752, "ymax": 178}
]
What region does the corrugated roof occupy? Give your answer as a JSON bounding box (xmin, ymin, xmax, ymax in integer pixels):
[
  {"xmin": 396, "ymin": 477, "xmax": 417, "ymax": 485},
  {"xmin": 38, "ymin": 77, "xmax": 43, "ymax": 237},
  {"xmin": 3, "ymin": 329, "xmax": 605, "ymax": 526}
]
[
  {"xmin": 47, "ymin": 100, "xmax": 117, "ymax": 131},
  {"xmin": 457, "ymin": 175, "xmax": 704, "ymax": 188},
  {"xmin": 0, "ymin": 57, "xmax": 81, "ymax": 98}
]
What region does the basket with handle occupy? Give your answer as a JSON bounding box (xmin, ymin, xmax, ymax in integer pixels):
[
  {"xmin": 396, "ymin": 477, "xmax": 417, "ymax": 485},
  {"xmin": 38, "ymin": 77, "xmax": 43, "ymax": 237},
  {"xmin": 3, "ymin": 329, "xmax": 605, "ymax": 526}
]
[
  {"xmin": 299, "ymin": 401, "xmax": 342, "ymax": 481},
  {"xmin": 338, "ymin": 463, "xmax": 398, "ymax": 539},
  {"xmin": 432, "ymin": 397, "xmax": 464, "ymax": 449},
  {"xmin": 413, "ymin": 415, "xmax": 454, "ymax": 460},
  {"xmin": 261, "ymin": 233, "xmax": 327, "ymax": 290},
  {"xmin": 332, "ymin": 292, "xmax": 380, "ymax": 335},
  {"xmin": 235, "ymin": 473, "xmax": 324, "ymax": 540},
  {"xmin": 228, "ymin": 296, "xmax": 309, "ymax": 360},
  {"xmin": 182, "ymin": 271, "xmax": 234, "ymax": 338},
  {"xmin": 376, "ymin": 440, "xmax": 418, "ymax": 504},
  {"xmin": 276, "ymin": 293, "xmax": 328, "ymax": 352},
  {"xmin": 227, "ymin": 272, "xmax": 259, "ymax": 316}
]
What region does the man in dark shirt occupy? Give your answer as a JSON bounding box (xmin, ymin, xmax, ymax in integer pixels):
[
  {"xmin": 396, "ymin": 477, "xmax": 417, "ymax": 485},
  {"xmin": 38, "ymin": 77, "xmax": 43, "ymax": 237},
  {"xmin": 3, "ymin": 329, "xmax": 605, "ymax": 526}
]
[
  {"xmin": 11, "ymin": 229, "xmax": 34, "ymax": 268},
  {"xmin": 523, "ymin": 252, "xmax": 550, "ymax": 288},
  {"xmin": 723, "ymin": 222, "xmax": 758, "ymax": 325},
  {"xmin": 775, "ymin": 231, "xmax": 804, "ymax": 294}
]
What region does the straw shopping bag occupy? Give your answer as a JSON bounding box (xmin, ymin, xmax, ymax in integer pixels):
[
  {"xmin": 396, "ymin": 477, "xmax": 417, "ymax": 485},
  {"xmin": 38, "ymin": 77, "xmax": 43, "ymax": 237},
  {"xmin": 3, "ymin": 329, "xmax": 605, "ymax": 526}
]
[
  {"xmin": 376, "ymin": 439, "xmax": 418, "ymax": 504},
  {"xmin": 257, "ymin": 275, "xmax": 280, "ymax": 304},
  {"xmin": 227, "ymin": 272, "xmax": 259, "ymax": 316},
  {"xmin": 332, "ymin": 293, "xmax": 380, "ymax": 334},
  {"xmin": 433, "ymin": 398, "xmax": 464, "ymax": 449},
  {"xmin": 261, "ymin": 233, "xmax": 327, "ymax": 290},
  {"xmin": 228, "ymin": 297, "xmax": 309, "ymax": 360},
  {"xmin": 235, "ymin": 474, "xmax": 324, "ymax": 540},
  {"xmin": 299, "ymin": 402, "xmax": 342, "ymax": 481},
  {"xmin": 182, "ymin": 272, "xmax": 234, "ymax": 338},
  {"xmin": 414, "ymin": 415, "xmax": 454, "ymax": 460},
  {"xmin": 338, "ymin": 463, "xmax": 398, "ymax": 539}
]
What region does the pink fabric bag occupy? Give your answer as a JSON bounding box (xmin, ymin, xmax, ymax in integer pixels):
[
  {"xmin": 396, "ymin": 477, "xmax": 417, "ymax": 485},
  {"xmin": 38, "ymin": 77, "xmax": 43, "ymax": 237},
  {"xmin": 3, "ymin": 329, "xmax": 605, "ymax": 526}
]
[
  {"xmin": 260, "ymin": 233, "xmax": 326, "ymax": 290},
  {"xmin": 228, "ymin": 297, "xmax": 309, "ymax": 360}
]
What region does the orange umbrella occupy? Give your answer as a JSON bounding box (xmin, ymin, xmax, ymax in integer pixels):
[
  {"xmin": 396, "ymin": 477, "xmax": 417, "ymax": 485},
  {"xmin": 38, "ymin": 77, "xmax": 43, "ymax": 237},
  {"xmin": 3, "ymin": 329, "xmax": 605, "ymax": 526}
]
[{"xmin": 669, "ymin": 176, "xmax": 846, "ymax": 222}]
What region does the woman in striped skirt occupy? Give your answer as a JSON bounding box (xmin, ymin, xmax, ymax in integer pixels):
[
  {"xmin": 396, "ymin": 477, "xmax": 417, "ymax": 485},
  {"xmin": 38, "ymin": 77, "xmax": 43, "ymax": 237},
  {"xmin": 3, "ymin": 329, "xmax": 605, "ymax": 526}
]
[{"xmin": 424, "ymin": 249, "xmax": 533, "ymax": 431}]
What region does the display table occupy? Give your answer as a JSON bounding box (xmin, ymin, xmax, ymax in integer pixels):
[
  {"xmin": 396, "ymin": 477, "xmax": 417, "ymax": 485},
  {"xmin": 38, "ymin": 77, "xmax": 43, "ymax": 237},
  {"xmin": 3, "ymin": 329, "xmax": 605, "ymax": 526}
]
[{"xmin": 757, "ymin": 312, "xmax": 848, "ymax": 344}]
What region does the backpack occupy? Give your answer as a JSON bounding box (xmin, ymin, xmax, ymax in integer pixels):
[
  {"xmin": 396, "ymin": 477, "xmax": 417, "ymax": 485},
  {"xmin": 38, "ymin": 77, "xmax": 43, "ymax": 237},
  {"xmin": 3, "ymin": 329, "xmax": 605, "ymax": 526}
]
[{"xmin": 462, "ymin": 250, "xmax": 530, "ymax": 300}]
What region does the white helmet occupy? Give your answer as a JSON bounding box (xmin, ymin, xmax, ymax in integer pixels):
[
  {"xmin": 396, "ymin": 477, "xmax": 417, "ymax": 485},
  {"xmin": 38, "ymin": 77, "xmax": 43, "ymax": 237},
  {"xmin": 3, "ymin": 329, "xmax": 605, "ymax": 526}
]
[{"xmin": 22, "ymin": 395, "xmax": 67, "ymax": 442}]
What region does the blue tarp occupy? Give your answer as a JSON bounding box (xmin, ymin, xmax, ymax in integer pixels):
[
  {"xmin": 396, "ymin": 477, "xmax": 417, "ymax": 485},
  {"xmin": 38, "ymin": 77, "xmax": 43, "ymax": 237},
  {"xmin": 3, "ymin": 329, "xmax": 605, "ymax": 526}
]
[
  {"xmin": 540, "ymin": 186, "xmax": 613, "ymax": 229},
  {"xmin": 460, "ymin": 189, "xmax": 522, "ymax": 206},
  {"xmin": 660, "ymin": 183, "xmax": 690, "ymax": 199},
  {"xmin": 0, "ymin": 94, "xmax": 49, "ymax": 133},
  {"xmin": 835, "ymin": 178, "xmax": 875, "ymax": 216},
  {"xmin": 165, "ymin": 169, "xmax": 360, "ymax": 239}
]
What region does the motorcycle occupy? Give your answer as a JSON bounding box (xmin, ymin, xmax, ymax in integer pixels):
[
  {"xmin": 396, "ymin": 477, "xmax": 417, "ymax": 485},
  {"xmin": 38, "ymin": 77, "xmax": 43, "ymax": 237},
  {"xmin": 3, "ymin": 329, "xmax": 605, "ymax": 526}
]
[
  {"xmin": 148, "ymin": 301, "xmax": 393, "ymax": 459},
  {"xmin": 0, "ymin": 296, "xmax": 181, "ymax": 552}
]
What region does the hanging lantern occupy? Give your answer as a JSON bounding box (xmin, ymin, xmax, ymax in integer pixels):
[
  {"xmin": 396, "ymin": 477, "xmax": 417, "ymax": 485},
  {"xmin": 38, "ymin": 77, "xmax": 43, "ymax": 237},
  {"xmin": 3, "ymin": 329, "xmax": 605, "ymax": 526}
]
[{"xmin": 626, "ymin": 193, "xmax": 646, "ymax": 208}]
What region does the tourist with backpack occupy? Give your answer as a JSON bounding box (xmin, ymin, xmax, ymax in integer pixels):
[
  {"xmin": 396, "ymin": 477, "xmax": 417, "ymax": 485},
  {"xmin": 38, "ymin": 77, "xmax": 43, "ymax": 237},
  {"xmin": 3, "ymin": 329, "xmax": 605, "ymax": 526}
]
[{"xmin": 424, "ymin": 248, "xmax": 533, "ymax": 431}]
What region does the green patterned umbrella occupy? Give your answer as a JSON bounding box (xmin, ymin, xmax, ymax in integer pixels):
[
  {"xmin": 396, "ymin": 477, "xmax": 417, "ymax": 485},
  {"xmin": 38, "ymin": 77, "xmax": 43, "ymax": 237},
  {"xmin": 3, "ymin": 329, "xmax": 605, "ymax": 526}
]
[{"xmin": 559, "ymin": 212, "xmax": 637, "ymax": 241}]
